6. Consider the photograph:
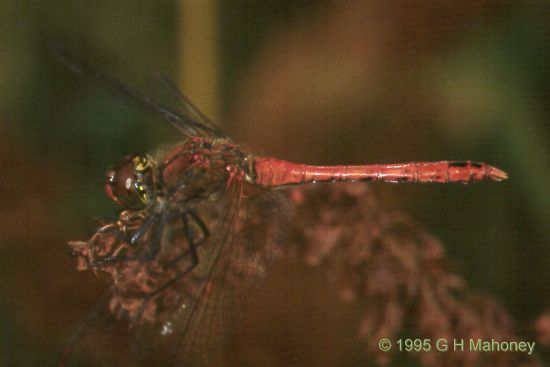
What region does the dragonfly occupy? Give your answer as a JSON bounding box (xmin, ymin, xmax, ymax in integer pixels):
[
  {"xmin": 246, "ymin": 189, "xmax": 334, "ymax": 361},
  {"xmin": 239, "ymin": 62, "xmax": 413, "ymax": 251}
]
[{"xmin": 52, "ymin": 44, "xmax": 508, "ymax": 366}]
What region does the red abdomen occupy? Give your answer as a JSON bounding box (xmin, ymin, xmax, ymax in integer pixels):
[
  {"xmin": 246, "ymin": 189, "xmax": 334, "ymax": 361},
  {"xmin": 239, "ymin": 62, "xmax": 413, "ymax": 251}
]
[{"xmin": 253, "ymin": 158, "xmax": 507, "ymax": 188}]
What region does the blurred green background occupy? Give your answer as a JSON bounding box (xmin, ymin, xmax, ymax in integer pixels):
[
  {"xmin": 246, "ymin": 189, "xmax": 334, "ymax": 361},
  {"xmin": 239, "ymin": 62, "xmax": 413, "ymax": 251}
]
[{"xmin": 0, "ymin": 1, "xmax": 548, "ymax": 366}]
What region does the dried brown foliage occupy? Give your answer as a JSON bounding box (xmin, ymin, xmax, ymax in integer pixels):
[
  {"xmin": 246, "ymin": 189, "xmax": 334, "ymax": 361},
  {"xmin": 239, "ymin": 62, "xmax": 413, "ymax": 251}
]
[
  {"xmin": 285, "ymin": 183, "xmax": 543, "ymax": 367},
  {"xmin": 66, "ymin": 177, "xmax": 543, "ymax": 366}
]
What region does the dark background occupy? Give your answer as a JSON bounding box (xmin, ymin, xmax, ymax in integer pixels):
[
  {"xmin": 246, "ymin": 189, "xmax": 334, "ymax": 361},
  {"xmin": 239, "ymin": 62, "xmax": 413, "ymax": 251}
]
[{"xmin": 0, "ymin": 1, "xmax": 548, "ymax": 366}]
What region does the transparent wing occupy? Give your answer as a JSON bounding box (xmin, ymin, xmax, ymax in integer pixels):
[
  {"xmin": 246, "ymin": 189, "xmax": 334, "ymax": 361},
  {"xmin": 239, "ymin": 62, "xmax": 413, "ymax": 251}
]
[
  {"xmin": 149, "ymin": 73, "xmax": 226, "ymax": 139},
  {"xmin": 171, "ymin": 187, "xmax": 291, "ymax": 366},
  {"xmin": 49, "ymin": 42, "xmax": 224, "ymax": 139},
  {"xmin": 62, "ymin": 185, "xmax": 291, "ymax": 366}
]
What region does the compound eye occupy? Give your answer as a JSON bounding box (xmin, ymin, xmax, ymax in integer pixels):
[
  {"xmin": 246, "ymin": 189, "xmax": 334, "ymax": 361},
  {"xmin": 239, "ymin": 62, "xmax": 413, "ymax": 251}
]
[{"xmin": 105, "ymin": 155, "xmax": 149, "ymax": 210}]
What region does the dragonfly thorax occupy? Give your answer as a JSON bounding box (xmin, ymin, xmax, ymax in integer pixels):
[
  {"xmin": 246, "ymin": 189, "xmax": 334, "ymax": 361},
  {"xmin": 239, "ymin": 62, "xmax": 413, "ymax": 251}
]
[
  {"xmin": 159, "ymin": 138, "xmax": 248, "ymax": 206},
  {"xmin": 105, "ymin": 154, "xmax": 157, "ymax": 211}
]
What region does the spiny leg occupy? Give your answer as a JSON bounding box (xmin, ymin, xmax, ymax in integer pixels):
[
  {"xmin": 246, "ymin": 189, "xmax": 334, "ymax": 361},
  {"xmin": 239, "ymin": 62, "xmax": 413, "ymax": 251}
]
[
  {"xmin": 188, "ymin": 208, "xmax": 209, "ymax": 241},
  {"xmin": 129, "ymin": 211, "xmax": 158, "ymax": 244},
  {"xmin": 134, "ymin": 210, "xmax": 204, "ymax": 322},
  {"xmin": 167, "ymin": 209, "xmax": 209, "ymax": 267},
  {"xmin": 135, "ymin": 207, "xmax": 208, "ymax": 266},
  {"xmin": 96, "ymin": 210, "xmax": 152, "ymax": 244},
  {"xmin": 130, "ymin": 211, "xmax": 167, "ymax": 262},
  {"xmin": 89, "ymin": 212, "xmax": 165, "ymax": 267}
]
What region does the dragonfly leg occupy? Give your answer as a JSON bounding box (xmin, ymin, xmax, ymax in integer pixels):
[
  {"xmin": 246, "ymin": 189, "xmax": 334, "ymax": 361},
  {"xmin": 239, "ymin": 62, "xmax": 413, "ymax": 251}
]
[
  {"xmin": 129, "ymin": 212, "xmax": 167, "ymax": 262},
  {"xmin": 96, "ymin": 210, "xmax": 152, "ymax": 245},
  {"xmin": 88, "ymin": 212, "xmax": 165, "ymax": 267},
  {"xmin": 152, "ymin": 210, "xmax": 209, "ymax": 291},
  {"xmin": 166, "ymin": 209, "xmax": 208, "ymax": 267},
  {"xmin": 96, "ymin": 224, "xmax": 126, "ymax": 242},
  {"xmin": 187, "ymin": 209, "xmax": 209, "ymax": 245},
  {"xmin": 134, "ymin": 210, "xmax": 205, "ymax": 323},
  {"xmin": 128, "ymin": 212, "xmax": 158, "ymax": 245},
  {"xmin": 176, "ymin": 210, "xmax": 199, "ymax": 266}
]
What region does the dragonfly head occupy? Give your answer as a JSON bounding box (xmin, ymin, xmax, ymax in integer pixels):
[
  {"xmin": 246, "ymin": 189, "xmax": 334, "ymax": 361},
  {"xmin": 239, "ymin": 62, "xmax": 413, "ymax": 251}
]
[{"xmin": 105, "ymin": 154, "xmax": 157, "ymax": 211}]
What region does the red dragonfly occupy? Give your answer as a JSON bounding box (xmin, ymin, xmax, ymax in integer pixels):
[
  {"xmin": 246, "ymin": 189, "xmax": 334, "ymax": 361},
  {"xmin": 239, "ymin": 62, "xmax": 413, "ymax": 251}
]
[{"xmin": 53, "ymin": 45, "xmax": 507, "ymax": 366}]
